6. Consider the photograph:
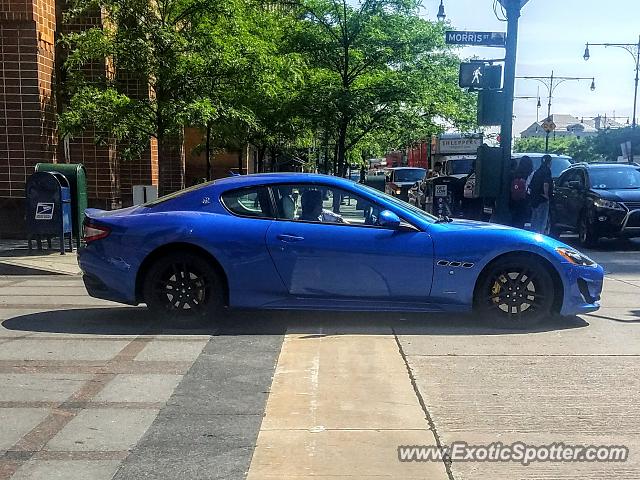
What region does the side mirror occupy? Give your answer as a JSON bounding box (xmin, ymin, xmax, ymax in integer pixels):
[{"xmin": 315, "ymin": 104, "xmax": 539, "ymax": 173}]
[
  {"xmin": 378, "ymin": 209, "xmax": 401, "ymax": 229},
  {"xmin": 567, "ymin": 180, "xmax": 583, "ymax": 190}
]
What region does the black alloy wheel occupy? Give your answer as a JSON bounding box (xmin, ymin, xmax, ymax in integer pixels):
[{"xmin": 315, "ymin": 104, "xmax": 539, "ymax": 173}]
[
  {"xmin": 143, "ymin": 252, "xmax": 223, "ymax": 328},
  {"xmin": 475, "ymin": 255, "xmax": 554, "ymax": 329}
]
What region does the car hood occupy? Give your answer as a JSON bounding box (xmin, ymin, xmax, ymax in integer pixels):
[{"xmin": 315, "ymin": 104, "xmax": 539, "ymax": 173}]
[
  {"xmin": 431, "ymin": 218, "xmax": 586, "ymax": 265},
  {"xmin": 593, "ymin": 188, "xmax": 640, "ymax": 202},
  {"xmin": 391, "ymin": 181, "xmax": 419, "ymax": 188},
  {"xmin": 440, "ymin": 218, "xmax": 514, "ymax": 231}
]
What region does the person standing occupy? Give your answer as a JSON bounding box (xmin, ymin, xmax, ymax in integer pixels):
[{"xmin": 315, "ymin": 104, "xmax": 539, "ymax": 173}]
[
  {"xmin": 528, "ymin": 155, "xmax": 553, "ymax": 234},
  {"xmin": 509, "ymin": 156, "xmax": 533, "ymax": 229}
]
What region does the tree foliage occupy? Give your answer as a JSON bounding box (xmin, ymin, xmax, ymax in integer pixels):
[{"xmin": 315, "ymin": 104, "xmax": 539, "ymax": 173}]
[
  {"xmin": 514, "ymin": 127, "xmax": 640, "ymax": 163},
  {"xmin": 59, "ymin": 0, "xmax": 477, "ymax": 186},
  {"xmin": 285, "ymin": 0, "xmax": 475, "ymax": 174}
]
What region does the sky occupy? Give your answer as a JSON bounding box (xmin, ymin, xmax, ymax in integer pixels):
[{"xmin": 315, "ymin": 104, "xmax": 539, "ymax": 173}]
[{"xmin": 419, "ymin": 0, "xmax": 640, "ymax": 135}]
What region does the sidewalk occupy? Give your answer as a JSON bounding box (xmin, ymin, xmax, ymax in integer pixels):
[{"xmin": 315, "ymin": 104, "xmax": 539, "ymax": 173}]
[{"xmin": 0, "ymin": 240, "xmax": 81, "ymax": 276}]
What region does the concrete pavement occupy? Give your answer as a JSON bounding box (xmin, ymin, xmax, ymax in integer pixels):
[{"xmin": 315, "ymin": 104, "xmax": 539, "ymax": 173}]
[
  {"xmin": 0, "ymin": 239, "xmax": 639, "ymax": 479},
  {"xmin": 395, "ymin": 239, "xmax": 640, "ymax": 479}
]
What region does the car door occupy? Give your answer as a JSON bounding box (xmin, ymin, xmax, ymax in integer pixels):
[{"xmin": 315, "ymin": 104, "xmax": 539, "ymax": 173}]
[
  {"xmin": 553, "ymin": 170, "xmax": 575, "ymax": 228},
  {"xmin": 217, "ymin": 185, "xmax": 287, "ymax": 307},
  {"xmin": 265, "ymin": 183, "xmax": 434, "ymax": 303},
  {"xmin": 565, "ymin": 169, "xmax": 587, "ymax": 230}
]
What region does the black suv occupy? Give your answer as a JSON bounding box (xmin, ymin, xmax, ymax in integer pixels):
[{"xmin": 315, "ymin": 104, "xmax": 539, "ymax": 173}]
[{"xmin": 551, "ymin": 163, "xmax": 640, "ymax": 246}]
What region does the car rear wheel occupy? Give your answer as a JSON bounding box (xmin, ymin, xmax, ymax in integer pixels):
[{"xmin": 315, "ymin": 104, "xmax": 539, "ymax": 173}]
[
  {"xmin": 578, "ymin": 214, "xmax": 598, "ymax": 247},
  {"xmin": 143, "ymin": 252, "xmax": 224, "ymax": 329},
  {"xmin": 474, "ymin": 255, "xmax": 555, "ymax": 329}
]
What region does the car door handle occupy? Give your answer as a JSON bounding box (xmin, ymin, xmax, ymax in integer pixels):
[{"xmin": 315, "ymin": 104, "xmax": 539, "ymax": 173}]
[{"xmin": 277, "ymin": 234, "xmax": 305, "ymax": 243}]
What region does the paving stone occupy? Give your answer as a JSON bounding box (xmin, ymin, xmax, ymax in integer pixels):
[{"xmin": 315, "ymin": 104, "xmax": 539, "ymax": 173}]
[
  {"xmin": 46, "ymin": 409, "xmax": 159, "ymax": 451},
  {"xmin": 0, "ymin": 408, "xmax": 50, "ymax": 451},
  {"xmin": 11, "ymin": 460, "xmax": 121, "ymax": 480},
  {"xmin": 92, "ymin": 374, "xmax": 183, "ymax": 403}
]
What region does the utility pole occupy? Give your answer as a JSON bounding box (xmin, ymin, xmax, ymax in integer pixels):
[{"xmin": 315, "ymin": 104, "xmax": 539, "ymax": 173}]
[
  {"xmin": 494, "ymin": 0, "xmax": 523, "ymax": 224},
  {"xmin": 517, "ymin": 71, "xmax": 595, "ymax": 152}
]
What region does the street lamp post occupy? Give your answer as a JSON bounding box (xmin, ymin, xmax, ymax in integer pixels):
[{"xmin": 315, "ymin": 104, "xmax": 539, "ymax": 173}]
[
  {"xmin": 436, "ymin": 0, "xmax": 446, "ymax": 21},
  {"xmin": 517, "ymin": 71, "xmax": 596, "ymax": 152},
  {"xmin": 584, "ymin": 36, "xmax": 640, "ymax": 128}
]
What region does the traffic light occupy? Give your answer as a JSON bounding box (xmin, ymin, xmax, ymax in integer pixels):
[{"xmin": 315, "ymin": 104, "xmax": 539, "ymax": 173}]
[
  {"xmin": 477, "ymin": 90, "xmax": 505, "ymax": 126},
  {"xmin": 475, "ymin": 144, "xmax": 503, "ymax": 198},
  {"xmin": 459, "ymin": 63, "xmax": 503, "ymax": 90}
]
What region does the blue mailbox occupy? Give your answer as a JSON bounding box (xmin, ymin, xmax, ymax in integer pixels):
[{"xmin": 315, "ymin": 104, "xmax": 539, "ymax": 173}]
[{"xmin": 25, "ymin": 171, "xmax": 74, "ymax": 254}]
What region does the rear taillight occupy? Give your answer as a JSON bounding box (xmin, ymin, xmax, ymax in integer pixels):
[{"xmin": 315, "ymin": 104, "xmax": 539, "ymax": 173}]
[{"xmin": 84, "ymin": 223, "xmax": 110, "ymax": 243}]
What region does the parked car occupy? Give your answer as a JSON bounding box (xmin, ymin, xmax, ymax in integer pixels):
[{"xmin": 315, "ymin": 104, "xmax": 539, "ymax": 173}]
[
  {"xmin": 513, "ymin": 153, "xmax": 573, "ymax": 180},
  {"xmin": 551, "ymin": 163, "xmax": 640, "ymax": 246},
  {"xmin": 79, "ymin": 173, "xmax": 603, "ymax": 330},
  {"xmin": 384, "ymin": 167, "xmax": 426, "ymax": 202}
]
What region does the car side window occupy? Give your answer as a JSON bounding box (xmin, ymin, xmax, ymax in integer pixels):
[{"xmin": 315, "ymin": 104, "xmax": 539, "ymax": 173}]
[
  {"xmin": 559, "ymin": 170, "xmax": 577, "ymax": 188},
  {"xmin": 271, "ymin": 184, "xmax": 385, "ymax": 227},
  {"xmin": 221, "ymin": 187, "xmax": 272, "ymax": 218}
]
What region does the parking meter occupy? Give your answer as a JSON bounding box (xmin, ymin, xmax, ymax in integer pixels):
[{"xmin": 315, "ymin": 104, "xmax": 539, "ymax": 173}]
[{"xmin": 430, "ymin": 176, "xmax": 456, "ymax": 218}]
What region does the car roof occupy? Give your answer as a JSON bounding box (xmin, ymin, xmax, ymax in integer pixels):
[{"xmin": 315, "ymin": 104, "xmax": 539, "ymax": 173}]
[
  {"xmin": 568, "ymin": 162, "xmax": 640, "ymax": 170},
  {"xmin": 212, "ymin": 172, "xmax": 356, "ymax": 188},
  {"xmin": 385, "ymin": 167, "xmax": 425, "ymax": 171},
  {"xmin": 513, "ymin": 153, "xmax": 572, "ymax": 159}
]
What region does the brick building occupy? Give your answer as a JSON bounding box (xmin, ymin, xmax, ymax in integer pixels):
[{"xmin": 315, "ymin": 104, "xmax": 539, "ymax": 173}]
[{"xmin": 0, "ymin": 0, "xmax": 256, "ymax": 237}]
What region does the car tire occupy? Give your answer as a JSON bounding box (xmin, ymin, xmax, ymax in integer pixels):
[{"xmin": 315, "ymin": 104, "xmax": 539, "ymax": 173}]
[
  {"xmin": 143, "ymin": 251, "xmax": 224, "ymax": 329},
  {"xmin": 578, "ymin": 214, "xmax": 598, "ymax": 248},
  {"xmin": 474, "ymin": 255, "xmax": 555, "ymax": 330}
]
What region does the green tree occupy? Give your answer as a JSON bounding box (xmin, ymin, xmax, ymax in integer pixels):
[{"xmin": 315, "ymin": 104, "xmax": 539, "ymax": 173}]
[
  {"xmin": 59, "ymin": 0, "xmax": 268, "ymax": 193},
  {"xmin": 588, "ymin": 127, "xmax": 640, "ymax": 162},
  {"xmin": 513, "ymin": 136, "xmax": 599, "ymax": 162},
  {"xmin": 285, "ymin": 0, "xmax": 475, "ymax": 176}
]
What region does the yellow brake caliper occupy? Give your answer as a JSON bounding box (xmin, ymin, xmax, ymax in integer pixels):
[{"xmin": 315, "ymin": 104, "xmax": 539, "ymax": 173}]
[{"xmin": 491, "ymin": 280, "xmax": 502, "ymax": 303}]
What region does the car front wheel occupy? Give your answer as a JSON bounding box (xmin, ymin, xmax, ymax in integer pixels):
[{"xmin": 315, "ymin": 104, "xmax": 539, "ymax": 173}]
[
  {"xmin": 143, "ymin": 252, "xmax": 224, "ymax": 329},
  {"xmin": 578, "ymin": 214, "xmax": 598, "ymax": 247},
  {"xmin": 474, "ymin": 255, "xmax": 555, "ymax": 329}
]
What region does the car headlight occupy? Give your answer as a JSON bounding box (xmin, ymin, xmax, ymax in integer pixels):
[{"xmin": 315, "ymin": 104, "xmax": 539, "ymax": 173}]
[
  {"xmin": 594, "ymin": 198, "xmax": 625, "ymax": 211},
  {"xmin": 556, "ymin": 247, "xmax": 596, "ymax": 266},
  {"xmin": 395, "ymin": 189, "xmax": 402, "ymax": 195}
]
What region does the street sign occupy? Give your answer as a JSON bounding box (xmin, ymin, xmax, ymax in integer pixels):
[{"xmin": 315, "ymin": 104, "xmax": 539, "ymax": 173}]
[
  {"xmin": 459, "ymin": 63, "xmax": 503, "ymax": 89},
  {"xmin": 542, "ymin": 121, "xmax": 556, "ymax": 133},
  {"xmin": 445, "ymin": 31, "xmax": 506, "ymax": 47}
]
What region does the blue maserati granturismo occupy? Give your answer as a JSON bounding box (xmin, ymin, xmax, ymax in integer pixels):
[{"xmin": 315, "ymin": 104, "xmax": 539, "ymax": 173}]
[{"xmin": 79, "ymin": 173, "xmax": 603, "ymax": 328}]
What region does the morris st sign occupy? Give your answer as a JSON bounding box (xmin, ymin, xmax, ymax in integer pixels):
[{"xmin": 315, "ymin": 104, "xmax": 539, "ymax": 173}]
[{"xmin": 445, "ymin": 31, "xmax": 506, "ymax": 47}]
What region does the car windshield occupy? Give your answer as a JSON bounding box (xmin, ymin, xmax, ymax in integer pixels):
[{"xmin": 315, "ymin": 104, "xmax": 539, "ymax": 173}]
[
  {"xmin": 528, "ymin": 156, "xmax": 572, "ymax": 178},
  {"xmin": 355, "ymin": 182, "xmax": 437, "ymax": 223},
  {"xmin": 447, "ymin": 159, "xmax": 474, "ymax": 175},
  {"xmin": 590, "ymin": 167, "xmax": 640, "ymax": 189},
  {"xmin": 394, "ymin": 169, "xmax": 426, "ymax": 183}
]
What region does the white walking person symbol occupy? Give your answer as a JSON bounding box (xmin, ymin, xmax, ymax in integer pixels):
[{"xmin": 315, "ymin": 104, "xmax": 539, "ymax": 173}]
[{"xmin": 472, "ymin": 67, "xmax": 483, "ymax": 84}]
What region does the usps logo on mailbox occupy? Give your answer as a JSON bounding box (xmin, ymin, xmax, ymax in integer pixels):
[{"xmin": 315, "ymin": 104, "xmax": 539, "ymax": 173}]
[
  {"xmin": 435, "ymin": 185, "xmax": 448, "ymax": 197},
  {"xmin": 35, "ymin": 202, "xmax": 55, "ymax": 220}
]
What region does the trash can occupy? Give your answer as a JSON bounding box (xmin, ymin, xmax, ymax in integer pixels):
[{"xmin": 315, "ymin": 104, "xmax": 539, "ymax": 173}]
[
  {"xmin": 35, "ymin": 163, "xmax": 87, "ymax": 249},
  {"xmin": 25, "ymin": 171, "xmax": 73, "ymax": 254}
]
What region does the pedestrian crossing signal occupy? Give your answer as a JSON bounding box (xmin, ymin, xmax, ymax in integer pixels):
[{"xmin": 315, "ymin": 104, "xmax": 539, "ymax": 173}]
[{"xmin": 459, "ymin": 63, "xmax": 503, "ymax": 90}]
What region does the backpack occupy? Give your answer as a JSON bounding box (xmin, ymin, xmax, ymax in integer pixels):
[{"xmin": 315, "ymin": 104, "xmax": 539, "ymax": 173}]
[{"xmin": 510, "ymin": 177, "xmax": 527, "ymax": 201}]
